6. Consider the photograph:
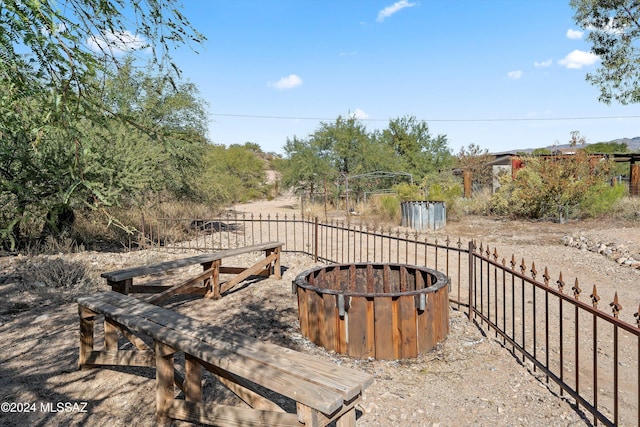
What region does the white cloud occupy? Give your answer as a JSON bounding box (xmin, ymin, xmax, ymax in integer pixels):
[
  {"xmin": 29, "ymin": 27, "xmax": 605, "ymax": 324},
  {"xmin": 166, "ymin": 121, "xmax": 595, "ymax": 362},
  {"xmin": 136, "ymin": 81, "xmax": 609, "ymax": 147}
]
[
  {"xmin": 559, "ymin": 49, "xmax": 599, "ymax": 69},
  {"xmin": 584, "ymin": 17, "xmax": 624, "ymax": 35},
  {"xmin": 350, "ymin": 108, "xmax": 369, "ymax": 119},
  {"xmin": 377, "ymin": 0, "xmax": 417, "ymax": 23},
  {"xmin": 268, "ymin": 74, "xmax": 303, "ymax": 90},
  {"xmin": 507, "ymin": 70, "xmax": 523, "ymax": 80},
  {"xmin": 534, "ymin": 59, "xmax": 553, "ymax": 68},
  {"xmin": 86, "ymin": 30, "xmax": 147, "ymax": 55},
  {"xmin": 566, "ymin": 28, "xmax": 584, "ymax": 39}
]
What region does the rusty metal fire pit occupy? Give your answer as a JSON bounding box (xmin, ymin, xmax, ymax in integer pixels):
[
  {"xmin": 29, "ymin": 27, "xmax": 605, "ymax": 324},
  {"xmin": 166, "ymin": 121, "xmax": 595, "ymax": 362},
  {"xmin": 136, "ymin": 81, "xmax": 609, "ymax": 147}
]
[{"xmin": 293, "ymin": 263, "xmax": 449, "ymax": 360}]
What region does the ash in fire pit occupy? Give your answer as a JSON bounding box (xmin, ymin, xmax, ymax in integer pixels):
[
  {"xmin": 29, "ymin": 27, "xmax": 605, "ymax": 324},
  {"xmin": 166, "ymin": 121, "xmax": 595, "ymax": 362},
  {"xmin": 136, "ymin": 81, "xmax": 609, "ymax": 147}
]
[{"xmin": 293, "ymin": 263, "xmax": 449, "ymax": 360}]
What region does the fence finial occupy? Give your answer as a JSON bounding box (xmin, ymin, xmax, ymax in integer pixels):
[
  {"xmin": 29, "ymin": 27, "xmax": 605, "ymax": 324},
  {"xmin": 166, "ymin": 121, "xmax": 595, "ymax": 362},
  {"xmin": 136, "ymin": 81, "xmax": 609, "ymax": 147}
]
[
  {"xmin": 543, "ymin": 267, "xmax": 550, "ymax": 286},
  {"xmin": 557, "ymin": 272, "xmax": 565, "ymax": 293},
  {"xmin": 610, "ymin": 292, "xmax": 622, "ymax": 318},
  {"xmin": 572, "ymin": 278, "xmax": 581, "ymax": 300},
  {"xmin": 590, "ymin": 285, "xmax": 600, "ymax": 309},
  {"xmin": 530, "ymin": 262, "xmax": 537, "ymax": 279}
]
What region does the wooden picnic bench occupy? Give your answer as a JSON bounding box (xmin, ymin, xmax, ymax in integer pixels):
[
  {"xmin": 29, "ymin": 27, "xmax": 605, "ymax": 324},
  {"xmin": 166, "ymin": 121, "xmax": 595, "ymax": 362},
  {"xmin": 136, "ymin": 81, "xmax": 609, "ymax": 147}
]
[
  {"xmin": 100, "ymin": 242, "xmax": 283, "ymax": 302},
  {"xmin": 78, "ymin": 291, "xmax": 374, "ymax": 426}
]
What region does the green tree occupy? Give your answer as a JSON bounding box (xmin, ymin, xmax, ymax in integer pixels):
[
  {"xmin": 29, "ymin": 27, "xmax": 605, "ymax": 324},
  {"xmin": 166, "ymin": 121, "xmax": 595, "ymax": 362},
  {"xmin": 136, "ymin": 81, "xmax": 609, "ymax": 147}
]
[
  {"xmin": 201, "ymin": 144, "xmax": 268, "ymax": 204},
  {"xmin": 0, "ymin": 61, "xmax": 209, "ymax": 249},
  {"xmin": 455, "ymin": 143, "xmax": 493, "ymax": 188},
  {"xmin": 0, "ymin": 1, "xmax": 204, "ymax": 249},
  {"xmin": 311, "ymin": 115, "xmax": 370, "ymax": 176},
  {"xmin": 114, "ymin": 60, "xmax": 209, "ymax": 201},
  {"xmin": 0, "ymin": 1, "xmax": 203, "ymax": 100},
  {"xmin": 279, "ymin": 114, "xmax": 452, "ymax": 205},
  {"xmin": 583, "ymin": 141, "xmax": 628, "ymax": 153},
  {"xmin": 379, "ymin": 115, "xmax": 453, "ymax": 181},
  {"xmin": 571, "ymin": 0, "xmax": 640, "ymax": 104},
  {"xmin": 279, "ymin": 136, "xmax": 335, "ymax": 197}
]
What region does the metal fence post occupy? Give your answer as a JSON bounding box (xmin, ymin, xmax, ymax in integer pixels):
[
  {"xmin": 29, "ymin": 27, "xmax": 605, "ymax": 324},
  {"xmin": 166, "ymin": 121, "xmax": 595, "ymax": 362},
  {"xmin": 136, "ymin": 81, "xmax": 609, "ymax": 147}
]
[
  {"xmin": 468, "ymin": 240, "xmax": 474, "ymax": 320},
  {"xmin": 314, "ymin": 216, "xmax": 319, "ymax": 262}
]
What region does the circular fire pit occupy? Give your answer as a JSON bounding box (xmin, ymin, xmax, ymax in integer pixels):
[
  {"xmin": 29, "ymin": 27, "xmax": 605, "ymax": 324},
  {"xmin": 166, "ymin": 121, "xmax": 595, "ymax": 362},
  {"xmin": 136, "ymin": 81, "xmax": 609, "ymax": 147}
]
[{"xmin": 293, "ymin": 263, "xmax": 449, "ymax": 360}]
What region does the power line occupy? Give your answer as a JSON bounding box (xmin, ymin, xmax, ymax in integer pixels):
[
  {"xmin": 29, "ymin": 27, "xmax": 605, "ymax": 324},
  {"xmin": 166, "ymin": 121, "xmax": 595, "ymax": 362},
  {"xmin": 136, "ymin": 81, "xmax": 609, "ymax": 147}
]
[{"xmin": 209, "ymin": 112, "xmax": 640, "ymax": 123}]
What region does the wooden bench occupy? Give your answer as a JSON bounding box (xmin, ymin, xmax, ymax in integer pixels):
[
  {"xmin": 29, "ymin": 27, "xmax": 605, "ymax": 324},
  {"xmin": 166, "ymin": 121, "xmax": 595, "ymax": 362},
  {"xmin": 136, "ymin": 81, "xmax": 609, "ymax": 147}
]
[
  {"xmin": 78, "ymin": 291, "xmax": 374, "ymax": 426},
  {"xmin": 100, "ymin": 242, "xmax": 283, "ymax": 303}
]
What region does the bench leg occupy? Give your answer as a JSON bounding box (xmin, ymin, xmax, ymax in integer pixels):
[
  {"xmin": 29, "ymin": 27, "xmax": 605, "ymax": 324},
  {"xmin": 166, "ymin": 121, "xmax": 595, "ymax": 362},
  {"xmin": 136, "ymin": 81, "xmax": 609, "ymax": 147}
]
[
  {"xmin": 296, "ymin": 403, "xmax": 320, "ymax": 427},
  {"xmin": 336, "ymin": 408, "xmax": 356, "ymax": 427},
  {"xmin": 78, "ymin": 306, "xmax": 95, "ymax": 369},
  {"xmin": 109, "ymin": 278, "xmax": 132, "ymax": 294},
  {"xmin": 156, "ymin": 341, "xmax": 176, "ymax": 426},
  {"xmin": 297, "ymin": 401, "xmax": 359, "ymax": 427},
  {"xmin": 204, "ymin": 260, "xmax": 222, "ymax": 299},
  {"xmin": 184, "ymin": 354, "xmax": 202, "ymax": 402},
  {"xmin": 104, "ymin": 318, "xmax": 119, "ymax": 351},
  {"xmin": 265, "ymin": 247, "xmax": 282, "ymax": 279},
  {"xmin": 273, "ymin": 247, "xmax": 282, "ymax": 279}
]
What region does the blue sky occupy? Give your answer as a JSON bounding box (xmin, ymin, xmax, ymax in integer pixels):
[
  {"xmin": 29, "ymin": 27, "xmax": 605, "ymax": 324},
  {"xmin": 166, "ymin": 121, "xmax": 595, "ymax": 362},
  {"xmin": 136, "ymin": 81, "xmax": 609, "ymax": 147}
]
[{"xmin": 168, "ymin": 0, "xmax": 640, "ymax": 155}]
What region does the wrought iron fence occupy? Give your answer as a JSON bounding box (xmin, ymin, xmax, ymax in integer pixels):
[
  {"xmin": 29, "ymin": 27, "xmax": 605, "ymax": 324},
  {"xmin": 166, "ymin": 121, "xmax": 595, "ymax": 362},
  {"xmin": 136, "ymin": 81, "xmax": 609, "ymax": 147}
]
[{"xmin": 147, "ymin": 212, "xmax": 638, "ymax": 426}]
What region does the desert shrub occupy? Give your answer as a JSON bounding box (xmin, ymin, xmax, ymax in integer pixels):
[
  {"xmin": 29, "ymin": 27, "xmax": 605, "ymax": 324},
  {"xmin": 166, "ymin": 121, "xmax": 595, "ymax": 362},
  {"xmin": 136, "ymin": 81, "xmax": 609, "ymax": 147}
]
[
  {"xmin": 370, "ymin": 194, "xmax": 401, "ymax": 223},
  {"xmin": 24, "ymin": 236, "xmax": 84, "ymax": 255},
  {"xmin": 610, "ymin": 196, "xmax": 640, "ymax": 220},
  {"xmin": 489, "ymin": 152, "xmax": 623, "ymax": 220},
  {"xmin": 490, "ymin": 168, "xmax": 545, "ymax": 218},
  {"xmin": 68, "ymin": 196, "xmax": 228, "ymax": 250},
  {"xmin": 16, "ymin": 257, "xmax": 99, "ymax": 293},
  {"xmin": 461, "ymin": 187, "xmax": 494, "ymax": 216},
  {"xmin": 579, "ymin": 182, "xmax": 628, "ymax": 218},
  {"xmin": 393, "ymin": 183, "xmax": 424, "ymax": 201},
  {"xmin": 424, "ymin": 175, "xmax": 464, "ymax": 220}
]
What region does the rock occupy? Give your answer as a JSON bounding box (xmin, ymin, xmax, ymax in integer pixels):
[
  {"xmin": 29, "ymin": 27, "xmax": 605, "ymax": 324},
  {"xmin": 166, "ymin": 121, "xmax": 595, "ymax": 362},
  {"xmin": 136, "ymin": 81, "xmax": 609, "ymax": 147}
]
[{"xmin": 34, "ymin": 314, "xmax": 49, "ymax": 322}]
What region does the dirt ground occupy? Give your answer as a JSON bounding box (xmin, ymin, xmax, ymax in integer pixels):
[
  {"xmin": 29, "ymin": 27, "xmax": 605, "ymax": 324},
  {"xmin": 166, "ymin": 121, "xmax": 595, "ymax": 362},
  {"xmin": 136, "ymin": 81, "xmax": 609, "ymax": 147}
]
[{"xmin": 0, "ymin": 195, "xmax": 639, "ymax": 427}]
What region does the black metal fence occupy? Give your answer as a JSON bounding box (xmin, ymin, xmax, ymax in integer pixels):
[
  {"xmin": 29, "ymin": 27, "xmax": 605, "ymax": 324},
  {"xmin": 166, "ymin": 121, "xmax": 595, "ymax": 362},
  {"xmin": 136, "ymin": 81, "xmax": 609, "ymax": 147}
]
[
  {"xmin": 470, "ymin": 242, "xmax": 638, "ymax": 426},
  {"xmin": 146, "ymin": 213, "xmax": 638, "ymax": 426}
]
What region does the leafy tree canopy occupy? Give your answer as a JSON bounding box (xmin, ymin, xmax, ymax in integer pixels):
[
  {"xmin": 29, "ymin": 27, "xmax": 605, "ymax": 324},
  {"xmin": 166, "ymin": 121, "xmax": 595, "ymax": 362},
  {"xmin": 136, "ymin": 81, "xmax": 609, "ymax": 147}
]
[
  {"xmin": 0, "ymin": 1, "xmax": 206, "ymax": 249},
  {"xmin": 455, "ymin": 143, "xmax": 493, "ymax": 187},
  {"xmin": 378, "ymin": 115, "xmax": 453, "ymax": 178},
  {"xmin": 278, "ymin": 114, "xmax": 453, "ymax": 201},
  {"xmin": 200, "ymin": 144, "xmax": 269, "ymax": 204},
  {"xmin": 0, "ymin": 0, "xmax": 203, "ymax": 98},
  {"xmin": 571, "ymin": 0, "xmax": 640, "ymax": 104},
  {"xmin": 582, "ymin": 141, "xmax": 629, "ymax": 153}
]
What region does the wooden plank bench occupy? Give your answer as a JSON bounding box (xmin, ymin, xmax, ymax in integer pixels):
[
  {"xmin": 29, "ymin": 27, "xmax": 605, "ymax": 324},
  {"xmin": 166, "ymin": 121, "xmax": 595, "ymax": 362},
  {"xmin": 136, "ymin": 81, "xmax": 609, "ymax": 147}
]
[
  {"xmin": 78, "ymin": 291, "xmax": 374, "ymax": 426},
  {"xmin": 100, "ymin": 242, "xmax": 283, "ymax": 302}
]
